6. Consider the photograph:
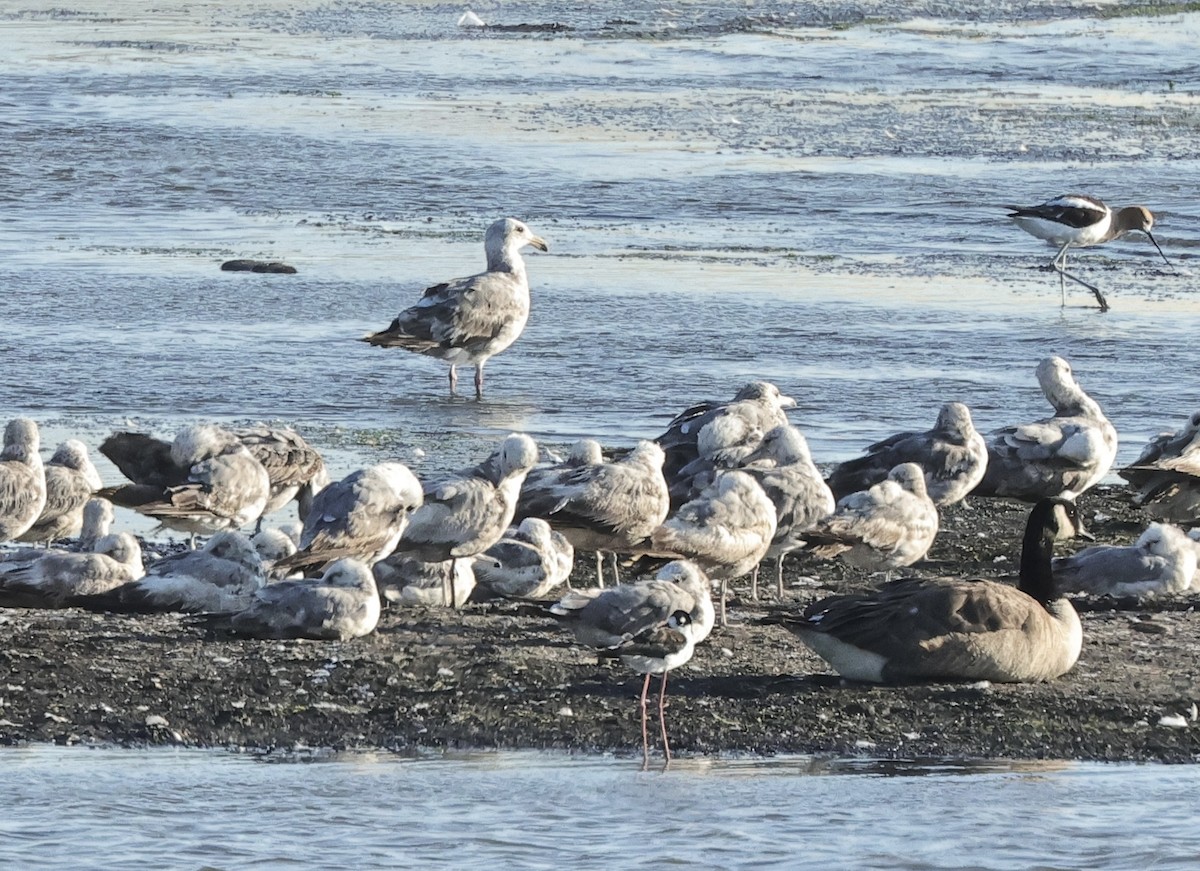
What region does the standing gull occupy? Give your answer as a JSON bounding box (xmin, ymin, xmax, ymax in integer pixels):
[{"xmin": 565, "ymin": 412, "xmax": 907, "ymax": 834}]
[
  {"xmin": 201, "ymin": 558, "xmax": 381, "ymax": 640},
  {"xmin": 0, "ymin": 418, "xmax": 47, "ymax": 543},
  {"xmin": 393, "ymin": 433, "xmax": 539, "ymax": 607},
  {"xmin": 360, "ymin": 217, "xmax": 549, "ymax": 399},
  {"xmin": 518, "ymin": 440, "xmax": 670, "ymax": 587},
  {"xmin": 273, "ymin": 462, "xmax": 424, "ymax": 576},
  {"xmin": 657, "ymin": 381, "xmax": 797, "ymax": 486},
  {"xmin": 1118, "ymin": 411, "xmax": 1200, "ymax": 523},
  {"xmin": 805, "ymin": 463, "xmax": 939, "ymax": 575},
  {"xmin": 228, "ymin": 425, "xmax": 329, "ymax": 525},
  {"xmin": 650, "ymin": 470, "xmax": 777, "ymax": 626},
  {"xmin": 18, "ymin": 439, "xmax": 103, "ymax": 545},
  {"xmin": 827, "ymin": 402, "xmax": 988, "ymax": 509},
  {"xmin": 1052, "ymin": 522, "xmax": 1197, "ymax": 598},
  {"xmin": 549, "ymin": 560, "xmax": 713, "ymax": 769},
  {"xmin": 1007, "ymin": 194, "xmax": 1171, "ymax": 312},
  {"xmin": 100, "ymin": 424, "xmax": 271, "ymax": 537},
  {"xmin": 972, "ymin": 356, "xmax": 1117, "ymax": 503}
]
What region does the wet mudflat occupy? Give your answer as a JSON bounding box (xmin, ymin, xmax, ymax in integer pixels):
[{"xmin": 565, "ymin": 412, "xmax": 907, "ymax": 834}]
[{"xmin": 2, "ymin": 485, "xmax": 1196, "ymax": 763}]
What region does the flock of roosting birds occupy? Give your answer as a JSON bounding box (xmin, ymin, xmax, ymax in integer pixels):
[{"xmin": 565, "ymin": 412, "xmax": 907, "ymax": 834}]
[{"xmin": 0, "ymin": 204, "xmax": 1188, "ymax": 765}]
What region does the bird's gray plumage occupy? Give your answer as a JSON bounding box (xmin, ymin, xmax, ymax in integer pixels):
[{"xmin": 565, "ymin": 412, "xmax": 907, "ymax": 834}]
[
  {"xmin": 1119, "ymin": 411, "xmax": 1200, "ymax": 522},
  {"xmin": 0, "ymin": 532, "xmax": 144, "ymax": 608},
  {"xmin": 19, "ymin": 439, "xmax": 102, "ymax": 544},
  {"xmin": 1053, "ymin": 522, "xmax": 1197, "ymax": 597},
  {"xmin": 0, "ymin": 418, "xmax": 47, "ymax": 542},
  {"xmin": 373, "ymin": 553, "xmax": 477, "ymax": 606},
  {"xmin": 471, "ymin": 517, "xmax": 575, "ymax": 599},
  {"xmin": 229, "ymin": 425, "xmax": 328, "ymax": 520}
]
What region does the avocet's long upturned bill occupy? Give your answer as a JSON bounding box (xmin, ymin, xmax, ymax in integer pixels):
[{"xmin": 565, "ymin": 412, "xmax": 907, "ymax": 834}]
[
  {"xmin": 1007, "ymin": 194, "xmax": 1170, "ymax": 312},
  {"xmin": 361, "ymin": 218, "xmax": 549, "ymax": 399}
]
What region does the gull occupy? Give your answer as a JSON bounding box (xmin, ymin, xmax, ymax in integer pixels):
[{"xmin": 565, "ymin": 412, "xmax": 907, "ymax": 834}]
[
  {"xmin": 228, "ymin": 425, "xmax": 329, "ymax": 525},
  {"xmin": 201, "ymin": 558, "xmax": 381, "ymax": 640},
  {"xmin": 770, "ymin": 499, "xmax": 1088, "ymax": 683},
  {"xmin": 360, "ymin": 217, "xmax": 549, "ymax": 399},
  {"xmin": 470, "ymin": 517, "xmax": 575, "ymax": 599},
  {"xmin": 0, "ymin": 496, "xmax": 114, "ymax": 577},
  {"xmin": 252, "ymin": 528, "xmax": 300, "ymax": 579},
  {"xmin": 1053, "ymin": 522, "xmax": 1197, "ymax": 598},
  {"xmin": 517, "ymin": 440, "xmax": 669, "ymax": 587},
  {"xmin": 100, "ymin": 424, "xmax": 271, "ymax": 537},
  {"xmin": 70, "ymin": 530, "xmax": 266, "ymax": 613},
  {"xmin": 393, "ymin": 433, "xmax": 539, "ymax": 607},
  {"xmin": 1118, "ymin": 411, "xmax": 1200, "ymax": 523},
  {"xmin": 550, "ymin": 560, "xmax": 712, "ymax": 769},
  {"xmin": 650, "ymin": 470, "xmax": 777, "ymax": 626},
  {"xmin": 273, "ymin": 462, "xmax": 424, "ymax": 576},
  {"xmin": 805, "ymin": 462, "xmax": 939, "ymax": 575},
  {"xmin": 18, "ymin": 439, "xmax": 103, "ymax": 545},
  {"xmin": 972, "ymin": 356, "xmax": 1117, "ymax": 502},
  {"xmin": 0, "ymin": 532, "xmax": 143, "ymax": 608},
  {"xmin": 657, "ymin": 380, "xmax": 797, "ymax": 485},
  {"xmin": 373, "ymin": 554, "xmax": 477, "ymax": 607},
  {"xmin": 0, "ymin": 418, "xmax": 47, "ymax": 542},
  {"xmin": 1007, "ymin": 194, "xmax": 1171, "ymax": 312},
  {"xmin": 827, "ymin": 402, "xmax": 988, "ymax": 508}
]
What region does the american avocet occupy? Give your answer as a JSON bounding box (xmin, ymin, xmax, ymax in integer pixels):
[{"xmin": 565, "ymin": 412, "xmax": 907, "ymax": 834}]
[
  {"xmin": 1052, "ymin": 521, "xmax": 1197, "ymax": 598},
  {"xmin": 360, "ymin": 218, "xmax": 549, "ymax": 399},
  {"xmin": 773, "ymin": 499, "xmax": 1087, "ymax": 684},
  {"xmin": 828, "ymin": 402, "xmax": 988, "ymax": 509},
  {"xmin": 973, "ymin": 356, "xmax": 1117, "ymax": 503},
  {"xmin": 18, "ymin": 439, "xmax": 102, "ymax": 545},
  {"xmin": 1007, "ymin": 194, "xmax": 1171, "ymax": 312}
]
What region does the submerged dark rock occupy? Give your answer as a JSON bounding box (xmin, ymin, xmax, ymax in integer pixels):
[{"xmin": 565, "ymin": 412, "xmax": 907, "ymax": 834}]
[{"xmin": 220, "ymin": 259, "xmax": 298, "ymax": 274}]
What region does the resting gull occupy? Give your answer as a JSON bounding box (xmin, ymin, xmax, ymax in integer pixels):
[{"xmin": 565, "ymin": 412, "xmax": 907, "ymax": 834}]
[
  {"xmin": 650, "ymin": 469, "xmax": 777, "ymax": 626},
  {"xmin": 252, "ymin": 527, "xmax": 300, "ymax": 579},
  {"xmin": 827, "ymin": 402, "xmax": 988, "ymax": 508},
  {"xmin": 549, "ymin": 560, "xmax": 712, "ymax": 769},
  {"xmin": 470, "ymin": 517, "xmax": 575, "ymax": 599},
  {"xmin": 274, "ymin": 461, "xmax": 424, "ymax": 576},
  {"xmin": 393, "ymin": 433, "xmax": 539, "ymax": 607},
  {"xmin": 0, "ymin": 532, "xmax": 144, "ymax": 608},
  {"xmin": 70, "ymin": 530, "xmax": 266, "ymax": 613},
  {"xmin": 1118, "ymin": 411, "xmax": 1200, "ymax": 523},
  {"xmin": 1052, "ymin": 521, "xmax": 1197, "ymax": 598},
  {"xmin": 360, "ymin": 217, "xmax": 549, "ymax": 399},
  {"xmin": 0, "ymin": 418, "xmax": 47, "ymax": 542},
  {"xmin": 972, "ymin": 356, "xmax": 1117, "ymax": 502},
  {"xmin": 656, "ymin": 380, "xmax": 797, "ymax": 485},
  {"xmin": 518, "ymin": 440, "xmax": 669, "ymax": 587},
  {"xmin": 18, "ymin": 439, "xmax": 103, "ymax": 545},
  {"xmin": 100, "ymin": 424, "xmax": 271, "ymax": 537},
  {"xmin": 373, "ymin": 554, "xmax": 477, "ymax": 607},
  {"xmin": 202, "ymin": 558, "xmax": 380, "ymax": 641},
  {"xmin": 805, "ymin": 462, "xmax": 939, "ymax": 574}
]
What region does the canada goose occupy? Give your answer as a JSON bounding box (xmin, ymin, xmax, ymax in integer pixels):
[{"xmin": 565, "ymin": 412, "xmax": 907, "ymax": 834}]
[
  {"xmin": 972, "ymin": 356, "xmax": 1117, "ymax": 502},
  {"xmin": 776, "ymin": 498, "xmax": 1089, "ymax": 683},
  {"xmin": 1053, "ymin": 521, "xmax": 1197, "ymax": 598},
  {"xmin": 360, "ymin": 218, "xmax": 549, "ymax": 399},
  {"xmin": 1119, "ymin": 411, "xmax": 1200, "ymax": 523},
  {"xmin": 827, "ymin": 402, "xmax": 988, "ymax": 508}
]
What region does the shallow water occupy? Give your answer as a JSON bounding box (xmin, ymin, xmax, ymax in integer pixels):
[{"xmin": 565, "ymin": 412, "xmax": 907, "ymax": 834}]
[{"xmin": 2, "ymin": 746, "xmax": 1198, "ymax": 870}]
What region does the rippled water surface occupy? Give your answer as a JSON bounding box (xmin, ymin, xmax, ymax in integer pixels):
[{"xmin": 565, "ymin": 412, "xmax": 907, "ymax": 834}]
[{"xmin": 3, "ymin": 747, "xmax": 1199, "ymax": 869}]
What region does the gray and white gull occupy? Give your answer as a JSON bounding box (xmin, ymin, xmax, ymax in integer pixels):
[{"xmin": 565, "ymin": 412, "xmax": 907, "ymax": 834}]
[
  {"xmin": 18, "ymin": 439, "xmax": 102, "ymax": 545},
  {"xmin": 0, "ymin": 532, "xmax": 144, "ymax": 608},
  {"xmin": 470, "ymin": 517, "xmax": 575, "ymax": 599},
  {"xmin": 1053, "ymin": 521, "xmax": 1197, "ymax": 598},
  {"xmin": 0, "ymin": 418, "xmax": 47, "ymax": 542},
  {"xmin": 1119, "ymin": 411, "xmax": 1200, "ymax": 523}
]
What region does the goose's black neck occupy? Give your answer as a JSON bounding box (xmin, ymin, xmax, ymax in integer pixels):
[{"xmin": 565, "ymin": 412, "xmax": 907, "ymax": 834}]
[{"xmin": 1018, "ymin": 500, "xmax": 1063, "ymax": 606}]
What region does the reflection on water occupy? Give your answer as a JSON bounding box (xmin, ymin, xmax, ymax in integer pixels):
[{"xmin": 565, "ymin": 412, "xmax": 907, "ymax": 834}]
[{"xmin": 3, "ymin": 746, "xmax": 1198, "ymax": 870}]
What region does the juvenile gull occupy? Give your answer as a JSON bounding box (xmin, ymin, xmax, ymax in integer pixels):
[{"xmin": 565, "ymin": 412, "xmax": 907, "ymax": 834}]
[
  {"xmin": 549, "ymin": 560, "xmax": 712, "ymax": 769},
  {"xmin": 1007, "ymin": 194, "xmax": 1171, "ymax": 312},
  {"xmin": 650, "ymin": 469, "xmax": 777, "ymax": 626},
  {"xmin": 737, "ymin": 425, "xmax": 835, "ymax": 599},
  {"xmin": 1118, "ymin": 411, "xmax": 1200, "ymax": 522},
  {"xmin": 972, "ymin": 356, "xmax": 1117, "ymax": 502},
  {"xmin": 0, "ymin": 497, "xmax": 114, "ymax": 575},
  {"xmin": 100, "ymin": 424, "xmax": 271, "ymax": 537},
  {"xmin": 70, "ymin": 530, "xmax": 266, "ymax": 613},
  {"xmin": 202, "ymin": 558, "xmax": 380, "ymax": 640},
  {"xmin": 373, "ymin": 554, "xmax": 477, "ymax": 607},
  {"xmin": 252, "ymin": 527, "xmax": 300, "ymax": 579},
  {"xmin": 518, "ymin": 440, "xmax": 669, "ymax": 587},
  {"xmin": 228, "ymin": 425, "xmax": 329, "ymax": 524},
  {"xmin": 0, "ymin": 532, "xmax": 143, "ymax": 608},
  {"xmin": 0, "ymin": 418, "xmax": 47, "ymax": 542},
  {"xmin": 274, "ymin": 462, "xmax": 424, "ymax": 576},
  {"xmin": 770, "ymin": 499, "xmax": 1088, "ymax": 683},
  {"xmin": 1052, "ymin": 522, "xmax": 1197, "ymax": 598},
  {"xmin": 805, "ymin": 462, "xmax": 939, "ymax": 574},
  {"xmin": 470, "ymin": 517, "xmax": 575, "ymax": 599},
  {"xmin": 18, "ymin": 439, "xmax": 103, "ymax": 545},
  {"xmin": 827, "ymin": 402, "xmax": 988, "ymax": 508},
  {"xmin": 657, "ymin": 380, "xmax": 797, "ymax": 486},
  {"xmin": 393, "ymin": 433, "xmax": 539, "ymax": 607},
  {"xmin": 360, "ymin": 217, "xmax": 549, "ymax": 399}
]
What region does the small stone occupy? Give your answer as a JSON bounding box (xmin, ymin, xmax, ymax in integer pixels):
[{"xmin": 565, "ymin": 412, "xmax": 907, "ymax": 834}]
[
  {"xmin": 557, "ymin": 706, "xmax": 574, "ymax": 717},
  {"xmin": 902, "ymin": 731, "xmax": 920, "ymax": 740},
  {"xmin": 437, "ymin": 667, "xmax": 455, "ymax": 678},
  {"xmin": 968, "ymin": 680, "xmax": 992, "ymax": 690},
  {"xmin": 145, "ymin": 714, "xmax": 169, "ymax": 728},
  {"xmin": 43, "ymin": 712, "xmax": 68, "ymax": 724},
  {"xmin": 854, "ymin": 739, "xmax": 876, "ymax": 749},
  {"xmin": 1190, "ymin": 703, "xmax": 1198, "ymax": 722},
  {"xmin": 1158, "ymin": 714, "xmax": 1189, "ymax": 728},
  {"xmin": 720, "ymin": 647, "xmax": 733, "ymax": 659}
]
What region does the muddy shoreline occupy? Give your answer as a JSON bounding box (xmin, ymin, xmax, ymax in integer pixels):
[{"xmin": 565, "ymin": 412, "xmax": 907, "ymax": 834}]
[{"xmin": 1, "ymin": 484, "xmax": 1198, "ymax": 763}]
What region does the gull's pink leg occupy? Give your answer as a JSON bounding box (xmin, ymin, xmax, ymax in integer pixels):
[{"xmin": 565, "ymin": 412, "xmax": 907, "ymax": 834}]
[
  {"xmin": 658, "ymin": 672, "xmax": 672, "ymax": 769},
  {"xmin": 639, "ymin": 672, "xmax": 652, "ymax": 770}
]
